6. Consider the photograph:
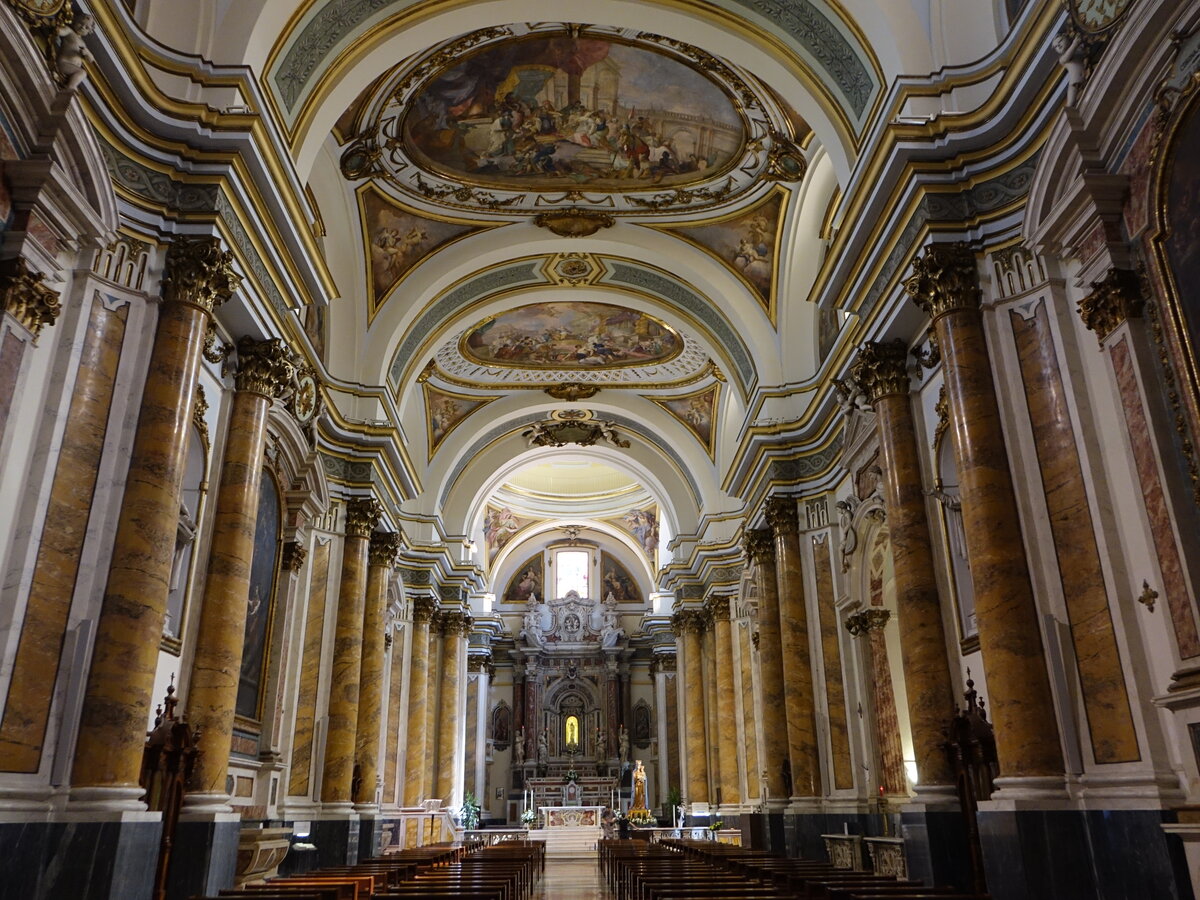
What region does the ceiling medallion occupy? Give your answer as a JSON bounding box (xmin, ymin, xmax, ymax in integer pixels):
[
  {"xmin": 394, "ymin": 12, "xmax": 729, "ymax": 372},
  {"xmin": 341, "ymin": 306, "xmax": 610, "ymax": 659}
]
[
  {"xmin": 544, "ymin": 383, "xmax": 601, "ymax": 400},
  {"xmin": 522, "ymin": 416, "xmax": 630, "ymax": 449},
  {"xmin": 534, "ymin": 209, "xmax": 615, "ymax": 237}
]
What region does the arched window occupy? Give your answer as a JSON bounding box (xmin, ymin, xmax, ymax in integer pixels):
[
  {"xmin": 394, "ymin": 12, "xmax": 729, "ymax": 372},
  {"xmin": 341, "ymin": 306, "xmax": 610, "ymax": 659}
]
[{"xmin": 555, "ymin": 549, "xmax": 589, "ymax": 598}]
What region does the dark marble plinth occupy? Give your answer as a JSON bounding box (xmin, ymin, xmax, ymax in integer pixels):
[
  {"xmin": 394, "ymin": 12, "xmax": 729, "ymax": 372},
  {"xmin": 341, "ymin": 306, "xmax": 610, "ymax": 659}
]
[
  {"xmin": 742, "ymin": 813, "xmax": 785, "ymax": 853},
  {"xmin": 357, "ymin": 816, "xmax": 383, "ymax": 859},
  {"xmin": 901, "ymin": 808, "xmax": 973, "ymax": 890},
  {"xmin": 311, "ymin": 817, "xmax": 359, "ymax": 867},
  {"xmin": 0, "ymin": 818, "xmax": 161, "ymax": 900},
  {"xmin": 164, "ymin": 817, "xmax": 239, "ymax": 900},
  {"xmin": 978, "ymin": 808, "xmax": 1193, "ymax": 900}
]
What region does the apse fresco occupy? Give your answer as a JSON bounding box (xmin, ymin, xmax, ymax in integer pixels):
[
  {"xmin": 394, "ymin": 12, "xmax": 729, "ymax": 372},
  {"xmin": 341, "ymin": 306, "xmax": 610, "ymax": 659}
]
[
  {"xmin": 651, "ymin": 384, "xmax": 718, "ymax": 456},
  {"xmin": 461, "ymin": 302, "xmax": 682, "ymax": 368},
  {"xmin": 664, "ymin": 190, "xmax": 784, "ymax": 316},
  {"xmin": 359, "ymin": 185, "xmax": 487, "ymax": 315},
  {"xmin": 503, "ymin": 553, "xmax": 543, "ymax": 605},
  {"xmin": 600, "ymin": 551, "xmax": 642, "ymax": 604},
  {"xmin": 402, "ymin": 32, "xmax": 744, "ymax": 190},
  {"xmin": 609, "ymin": 506, "xmax": 658, "ymax": 558},
  {"xmin": 424, "ymin": 384, "xmax": 494, "ymax": 457},
  {"xmin": 484, "ymin": 505, "xmax": 537, "ymax": 562}
]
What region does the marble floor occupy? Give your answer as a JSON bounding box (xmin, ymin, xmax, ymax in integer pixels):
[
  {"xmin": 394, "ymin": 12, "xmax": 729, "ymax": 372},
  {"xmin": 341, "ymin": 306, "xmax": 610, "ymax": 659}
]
[{"xmin": 531, "ymin": 857, "xmax": 615, "ymax": 898}]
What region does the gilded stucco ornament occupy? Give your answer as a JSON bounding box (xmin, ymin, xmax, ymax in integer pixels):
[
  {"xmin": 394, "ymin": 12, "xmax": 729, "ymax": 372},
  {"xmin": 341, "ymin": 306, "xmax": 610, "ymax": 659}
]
[
  {"xmin": 0, "ymin": 257, "xmax": 60, "ymax": 340},
  {"xmin": 1077, "ymin": 267, "xmax": 1144, "ymax": 344},
  {"xmin": 192, "ymin": 384, "xmax": 210, "ymax": 452},
  {"xmin": 844, "ymin": 607, "xmax": 890, "ymax": 637},
  {"xmin": 440, "ymin": 610, "xmax": 473, "ymax": 636},
  {"xmin": 762, "ymin": 131, "xmax": 808, "ymax": 182},
  {"xmin": 521, "ymin": 417, "xmax": 630, "ymax": 449},
  {"xmin": 368, "ymin": 531, "xmax": 403, "ymax": 569},
  {"xmin": 764, "ymin": 496, "xmax": 799, "ymax": 535},
  {"xmin": 163, "ymin": 236, "xmax": 241, "ymax": 314},
  {"xmin": 851, "ymin": 340, "xmax": 911, "ymax": 402},
  {"xmin": 411, "ymin": 596, "xmax": 437, "ymax": 624},
  {"xmin": 742, "ymin": 527, "xmax": 775, "ymax": 563},
  {"xmin": 533, "ymin": 209, "xmax": 615, "ymax": 237},
  {"xmin": 904, "ymin": 242, "xmax": 981, "ymax": 320},
  {"xmin": 234, "ymin": 338, "xmax": 296, "ymax": 399},
  {"xmin": 544, "ymin": 382, "xmax": 601, "ymax": 401},
  {"xmin": 344, "ymin": 497, "xmax": 385, "ymax": 538},
  {"xmin": 281, "ymin": 541, "xmax": 308, "ymax": 572}
]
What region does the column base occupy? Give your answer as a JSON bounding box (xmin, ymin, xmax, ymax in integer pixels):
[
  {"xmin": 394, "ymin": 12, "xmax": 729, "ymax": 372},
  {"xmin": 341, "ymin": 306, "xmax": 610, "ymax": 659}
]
[
  {"xmin": 978, "ymin": 806, "xmax": 1191, "ymax": 900},
  {"xmin": 986, "ymin": 775, "xmax": 1069, "ymax": 807},
  {"xmin": 310, "ymin": 813, "xmax": 361, "ymax": 867},
  {"xmin": 181, "ymin": 791, "xmax": 234, "ymax": 816},
  {"xmin": 65, "ymin": 786, "xmax": 148, "ymax": 815},
  {"xmin": 0, "ymin": 813, "xmax": 161, "ymax": 900},
  {"xmin": 164, "ymin": 813, "xmax": 240, "ymax": 900}
]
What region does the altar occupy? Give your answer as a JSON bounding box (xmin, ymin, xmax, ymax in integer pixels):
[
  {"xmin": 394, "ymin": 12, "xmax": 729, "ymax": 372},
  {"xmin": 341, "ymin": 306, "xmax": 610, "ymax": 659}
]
[
  {"xmin": 530, "ymin": 805, "xmax": 604, "ymax": 859},
  {"xmin": 541, "ymin": 806, "xmax": 602, "ymax": 828}
]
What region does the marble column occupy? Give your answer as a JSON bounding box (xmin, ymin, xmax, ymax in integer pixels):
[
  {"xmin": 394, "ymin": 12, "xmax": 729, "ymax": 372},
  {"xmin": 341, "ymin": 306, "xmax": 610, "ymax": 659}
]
[
  {"xmin": 764, "ymin": 496, "xmax": 820, "ymax": 801},
  {"xmin": 906, "ymin": 243, "xmax": 1064, "ymax": 784},
  {"xmin": 702, "ymin": 609, "xmax": 719, "ymax": 803},
  {"xmin": 710, "ymin": 596, "xmax": 741, "ymax": 810},
  {"xmin": 382, "ymin": 618, "xmax": 406, "ymax": 808},
  {"xmin": 435, "ymin": 610, "xmax": 471, "ymax": 807},
  {"xmin": 851, "ymin": 340, "xmax": 957, "ymax": 793},
  {"xmin": 673, "ymin": 610, "xmax": 709, "ymax": 805},
  {"xmin": 71, "ymin": 237, "xmax": 239, "ymax": 807},
  {"xmin": 320, "ymin": 497, "xmax": 384, "ymax": 809},
  {"xmin": 354, "ymin": 531, "xmax": 401, "ymax": 811},
  {"xmin": 744, "ymin": 529, "xmax": 788, "ymax": 808},
  {"xmin": 651, "ymin": 656, "xmax": 672, "ymax": 813},
  {"xmin": 403, "ymin": 597, "xmax": 435, "ymax": 844},
  {"xmin": 737, "ymin": 620, "xmax": 761, "ymax": 801},
  {"xmin": 185, "ymin": 339, "xmax": 294, "ymax": 812},
  {"xmin": 468, "ymin": 655, "xmax": 491, "ymax": 804}
]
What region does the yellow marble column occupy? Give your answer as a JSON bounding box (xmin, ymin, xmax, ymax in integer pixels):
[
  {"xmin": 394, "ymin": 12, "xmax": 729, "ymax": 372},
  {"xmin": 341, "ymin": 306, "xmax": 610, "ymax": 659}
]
[
  {"xmin": 906, "ymin": 243, "xmax": 1064, "ymax": 782},
  {"xmin": 320, "ymin": 496, "xmax": 383, "ymax": 808},
  {"xmin": 744, "ymin": 528, "xmax": 788, "ymax": 807},
  {"xmin": 354, "ymin": 531, "xmax": 401, "ymax": 809},
  {"xmin": 435, "ymin": 610, "xmax": 471, "ymax": 804},
  {"xmin": 185, "ymin": 338, "xmax": 295, "ymax": 811},
  {"xmin": 709, "ymin": 596, "xmax": 741, "ymax": 809},
  {"xmin": 764, "ymin": 498, "xmax": 820, "ymax": 800},
  {"xmin": 402, "ymin": 597, "xmax": 435, "ymax": 842},
  {"xmin": 702, "ymin": 608, "xmax": 719, "ymax": 804},
  {"xmin": 672, "ymin": 610, "xmax": 709, "ymax": 805},
  {"xmin": 851, "ymin": 340, "xmax": 957, "ymax": 792},
  {"xmin": 425, "ymin": 615, "xmax": 443, "ymax": 794},
  {"xmin": 737, "ymin": 621, "xmax": 761, "ymax": 800},
  {"xmin": 71, "ymin": 237, "xmax": 239, "ymax": 806}
]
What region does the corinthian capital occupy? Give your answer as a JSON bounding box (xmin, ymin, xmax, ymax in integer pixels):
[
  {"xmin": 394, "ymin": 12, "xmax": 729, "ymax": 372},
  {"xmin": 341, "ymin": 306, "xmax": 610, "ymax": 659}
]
[
  {"xmin": 344, "ymin": 496, "xmax": 384, "ymax": 538},
  {"xmin": 851, "ymin": 340, "xmax": 911, "ymax": 402},
  {"xmin": 1077, "ymin": 268, "xmax": 1143, "ymax": 344},
  {"xmin": 904, "ymin": 243, "xmax": 981, "ymax": 320},
  {"xmin": 411, "ymin": 596, "xmax": 436, "ymax": 624},
  {"xmin": 763, "ymin": 496, "xmax": 799, "ymax": 535},
  {"xmin": 368, "ymin": 531, "xmax": 403, "ymax": 569},
  {"xmin": 235, "ymin": 337, "xmax": 295, "ymax": 398},
  {"xmin": 743, "ymin": 527, "xmax": 775, "ymax": 563},
  {"xmin": 1, "ymin": 258, "xmax": 60, "ymax": 340},
  {"xmin": 162, "ymin": 236, "xmax": 241, "ymax": 313},
  {"xmin": 440, "ymin": 610, "xmax": 473, "ymax": 637}
]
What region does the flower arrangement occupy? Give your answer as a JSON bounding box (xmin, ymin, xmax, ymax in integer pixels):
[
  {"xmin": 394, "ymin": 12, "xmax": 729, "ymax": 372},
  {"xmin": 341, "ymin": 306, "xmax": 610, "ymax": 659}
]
[
  {"xmin": 459, "ymin": 791, "xmax": 481, "ymax": 830},
  {"xmin": 627, "ymin": 808, "xmax": 657, "ymax": 826},
  {"xmin": 708, "ymin": 819, "xmax": 724, "ymax": 831},
  {"xmin": 520, "ymin": 808, "xmax": 536, "ymax": 828}
]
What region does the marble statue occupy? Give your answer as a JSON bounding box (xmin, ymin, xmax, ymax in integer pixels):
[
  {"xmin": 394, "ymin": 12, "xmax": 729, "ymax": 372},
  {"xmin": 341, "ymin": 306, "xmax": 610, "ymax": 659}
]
[
  {"xmin": 514, "ymin": 727, "xmax": 525, "ymax": 765},
  {"xmin": 618, "ymin": 723, "xmax": 629, "ymax": 764},
  {"xmin": 632, "ymin": 759, "xmax": 647, "ymax": 810},
  {"xmin": 600, "ymin": 597, "xmax": 625, "ymax": 648},
  {"xmin": 537, "ymin": 727, "xmax": 548, "ymax": 765},
  {"xmin": 521, "ymin": 596, "xmax": 543, "ymax": 647},
  {"xmin": 55, "ymin": 15, "xmax": 95, "ymax": 92},
  {"xmin": 1053, "ymin": 31, "xmax": 1086, "ymax": 108}
]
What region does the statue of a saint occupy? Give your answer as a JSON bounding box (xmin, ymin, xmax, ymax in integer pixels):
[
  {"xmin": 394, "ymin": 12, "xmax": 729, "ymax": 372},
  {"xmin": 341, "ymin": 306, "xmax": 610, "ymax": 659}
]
[
  {"xmin": 537, "ymin": 727, "xmax": 548, "ymax": 765},
  {"xmin": 514, "ymin": 727, "xmax": 525, "ymax": 765},
  {"xmin": 632, "ymin": 759, "xmax": 647, "ymax": 811},
  {"xmin": 618, "ymin": 724, "xmax": 629, "ymax": 764}
]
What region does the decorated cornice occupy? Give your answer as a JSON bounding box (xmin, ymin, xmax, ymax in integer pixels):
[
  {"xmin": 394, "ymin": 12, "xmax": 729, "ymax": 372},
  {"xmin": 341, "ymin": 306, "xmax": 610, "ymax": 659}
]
[
  {"xmin": 161, "ymin": 236, "xmax": 241, "ymax": 314},
  {"xmin": 368, "ymin": 531, "xmax": 403, "ymax": 569},
  {"xmin": 851, "ymin": 339, "xmax": 911, "ymax": 401},
  {"xmin": 281, "ymin": 540, "xmax": 307, "ymax": 572},
  {"xmin": 763, "ymin": 495, "xmax": 799, "ymax": 535},
  {"xmin": 344, "ymin": 496, "xmax": 384, "ymax": 538},
  {"xmin": 743, "ymin": 527, "xmax": 775, "ymax": 563},
  {"xmin": 904, "ymin": 243, "xmax": 982, "ymax": 321},
  {"xmin": 411, "ymin": 596, "xmax": 437, "ymax": 624},
  {"xmin": 0, "ymin": 257, "xmax": 60, "ymax": 340},
  {"xmin": 234, "ymin": 337, "xmax": 295, "ymax": 398},
  {"xmin": 1077, "ymin": 268, "xmax": 1143, "ymax": 344}
]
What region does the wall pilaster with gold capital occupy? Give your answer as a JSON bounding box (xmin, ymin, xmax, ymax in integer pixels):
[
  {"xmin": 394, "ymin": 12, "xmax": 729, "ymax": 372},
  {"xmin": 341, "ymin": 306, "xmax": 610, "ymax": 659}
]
[
  {"xmin": 435, "ymin": 609, "xmax": 472, "ymax": 809},
  {"xmin": 743, "ymin": 527, "xmax": 788, "ymax": 808},
  {"xmin": 671, "ymin": 609, "xmax": 709, "ymax": 805}
]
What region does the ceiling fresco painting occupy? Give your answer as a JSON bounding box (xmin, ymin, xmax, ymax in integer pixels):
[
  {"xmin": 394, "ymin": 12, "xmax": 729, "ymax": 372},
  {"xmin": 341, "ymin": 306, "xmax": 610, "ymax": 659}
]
[
  {"xmin": 653, "ymin": 188, "xmax": 786, "ymax": 320},
  {"xmin": 402, "ymin": 31, "xmax": 745, "ymax": 191},
  {"xmin": 461, "ymin": 301, "xmax": 683, "ymax": 369},
  {"xmin": 649, "ymin": 383, "xmax": 720, "ymax": 457},
  {"xmin": 483, "ymin": 504, "xmax": 540, "ymax": 563},
  {"xmin": 423, "ymin": 383, "xmax": 495, "ymax": 458},
  {"xmin": 359, "ymin": 184, "xmax": 493, "ymax": 318},
  {"xmin": 602, "ymin": 506, "xmax": 659, "ymax": 562},
  {"xmin": 502, "ymin": 552, "xmax": 544, "ymax": 605},
  {"xmin": 600, "ymin": 551, "xmax": 643, "ymax": 604}
]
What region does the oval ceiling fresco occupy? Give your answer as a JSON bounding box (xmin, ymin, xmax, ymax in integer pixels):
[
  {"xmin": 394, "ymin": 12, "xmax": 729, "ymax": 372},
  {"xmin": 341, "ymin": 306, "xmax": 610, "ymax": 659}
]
[
  {"xmin": 461, "ymin": 302, "xmax": 683, "ymax": 369},
  {"xmin": 401, "ymin": 31, "xmax": 747, "ymax": 191}
]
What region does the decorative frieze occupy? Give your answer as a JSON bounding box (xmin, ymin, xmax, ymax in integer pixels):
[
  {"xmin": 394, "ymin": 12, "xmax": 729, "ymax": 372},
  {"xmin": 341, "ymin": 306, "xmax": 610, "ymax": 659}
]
[
  {"xmin": 904, "ymin": 243, "xmax": 981, "ymax": 320},
  {"xmin": 368, "ymin": 531, "xmax": 402, "ymax": 569},
  {"xmin": 234, "ymin": 337, "xmax": 295, "ymax": 398},
  {"xmin": 0, "ymin": 257, "xmax": 60, "ymax": 340},
  {"xmin": 344, "ymin": 496, "xmax": 384, "ymax": 538},
  {"xmin": 1077, "ymin": 268, "xmax": 1143, "ymax": 344},
  {"xmin": 162, "ymin": 236, "xmax": 241, "ymax": 313},
  {"xmin": 851, "ymin": 340, "xmax": 911, "ymax": 401}
]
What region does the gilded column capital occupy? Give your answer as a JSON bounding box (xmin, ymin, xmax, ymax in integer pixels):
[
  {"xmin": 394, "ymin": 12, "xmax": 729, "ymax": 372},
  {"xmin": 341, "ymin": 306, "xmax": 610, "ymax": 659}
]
[
  {"xmin": 707, "ymin": 595, "xmax": 732, "ymax": 620},
  {"xmin": 904, "ymin": 243, "xmax": 981, "ymax": 320},
  {"xmin": 440, "ymin": 609, "xmax": 472, "ymax": 636},
  {"xmin": 844, "ymin": 607, "xmax": 891, "ymax": 637},
  {"xmin": 344, "ymin": 496, "xmax": 384, "ymax": 538},
  {"xmin": 162, "ymin": 236, "xmax": 241, "ymax": 314},
  {"xmin": 234, "ymin": 337, "xmax": 295, "ymax": 398},
  {"xmin": 368, "ymin": 531, "xmax": 403, "ymax": 569},
  {"xmin": 743, "ymin": 527, "xmax": 776, "ymax": 562},
  {"xmin": 851, "ymin": 340, "xmax": 911, "ymax": 401},
  {"xmin": 0, "ymin": 257, "xmax": 61, "ymax": 340},
  {"xmin": 764, "ymin": 496, "xmax": 799, "ymax": 535},
  {"xmin": 281, "ymin": 540, "xmax": 307, "ymax": 572},
  {"xmin": 467, "ymin": 654, "xmax": 493, "ymax": 674},
  {"xmin": 411, "ymin": 596, "xmax": 436, "ymax": 624},
  {"xmin": 650, "ymin": 654, "xmax": 677, "ymax": 675},
  {"xmin": 1077, "ymin": 268, "xmax": 1144, "ymax": 344}
]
